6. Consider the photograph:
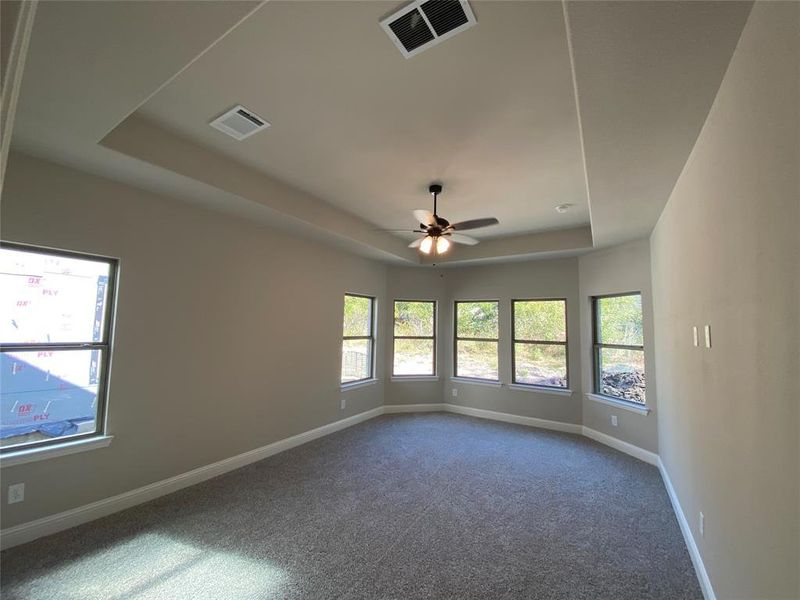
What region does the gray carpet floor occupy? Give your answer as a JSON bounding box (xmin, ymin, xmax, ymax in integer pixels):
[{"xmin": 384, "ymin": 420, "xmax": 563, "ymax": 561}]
[{"xmin": 1, "ymin": 413, "xmax": 701, "ymax": 599}]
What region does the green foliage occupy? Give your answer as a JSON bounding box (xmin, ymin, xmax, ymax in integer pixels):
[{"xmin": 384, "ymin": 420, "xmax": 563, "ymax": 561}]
[
  {"xmin": 393, "ymin": 338, "xmax": 434, "ymax": 375},
  {"xmin": 514, "ymin": 343, "xmax": 566, "ymax": 370},
  {"xmin": 456, "ymin": 302, "xmax": 498, "ymax": 339},
  {"xmin": 343, "ymin": 295, "xmax": 372, "ymax": 337},
  {"xmin": 514, "ymin": 300, "xmax": 565, "ymax": 341},
  {"xmin": 514, "ymin": 343, "xmax": 567, "ymax": 387},
  {"xmin": 394, "ymin": 301, "xmax": 434, "ymax": 337},
  {"xmin": 597, "ymin": 295, "xmax": 643, "ymax": 345},
  {"xmin": 456, "ymin": 340, "xmax": 498, "ymax": 379}
]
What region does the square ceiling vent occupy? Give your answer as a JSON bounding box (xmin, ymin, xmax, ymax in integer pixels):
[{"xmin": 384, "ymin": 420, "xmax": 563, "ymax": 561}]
[
  {"xmin": 381, "ymin": 0, "xmax": 476, "ymax": 59},
  {"xmin": 209, "ymin": 105, "xmax": 270, "ymax": 140}
]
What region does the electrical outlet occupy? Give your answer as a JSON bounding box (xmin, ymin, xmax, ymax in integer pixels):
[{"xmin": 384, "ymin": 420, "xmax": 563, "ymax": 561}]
[
  {"xmin": 452, "ymin": 388, "xmax": 458, "ymax": 397},
  {"xmin": 704, "ymin": 325, "xmax": 712, "ymax": 348},
  {"xmin": 8, "ymin": 483, "xmax": 24, "ymax": 504},
  {"xmin": 699, "ymin": 512, "xmax": 705, "ymax": 537},
  {"xmin": 692, "ymin": 326, "xmax": 698, "ymax": 347},
  {"xmin": 610, "ymin": 415, "xmax": 618, "ymax": 427},
  {"xmin": 340, "ymin": 397, "xmax": 346, "ymax": 410}
]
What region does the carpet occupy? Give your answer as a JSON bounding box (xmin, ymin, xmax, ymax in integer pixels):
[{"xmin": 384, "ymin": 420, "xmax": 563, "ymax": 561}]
[{"xmin": 0, "ymin": 413, "xmax": 701, "ymax": 599}]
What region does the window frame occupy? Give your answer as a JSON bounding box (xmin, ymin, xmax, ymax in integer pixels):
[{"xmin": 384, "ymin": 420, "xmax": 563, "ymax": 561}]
[
  {"xmin": 592, "ymin": 291, "xmax": 646, "ymax": 405},
  {"xmin": 0, "ymin": 241, "xmax": 119, "ymax": 455},
  {"xmin": 391, "ymin": 299, "xmax": 437, "ymax": 378},
  {"xmin": 511, "ymin": 298, "xmax": 569, "ymax": 390},
  {"xmin": 453, "ymin": 299, "xmax": 500, "ymax": 382},
  {"xmin": 341, "ymin": 293, "xmax": 376, "ymax": 385}
]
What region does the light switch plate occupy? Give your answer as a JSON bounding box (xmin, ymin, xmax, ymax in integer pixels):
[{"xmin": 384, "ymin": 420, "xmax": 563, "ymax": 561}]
[
  {"xmin": 452, "ymin": 388, "xmax": 458, "ymax": 397},
  {"xmin": 704, "ymin": 325, "xmax": 711, "ymax": 348},
  {"xmin": 692, "ymin": 326, "xmax": 698, "ymax": 347}
]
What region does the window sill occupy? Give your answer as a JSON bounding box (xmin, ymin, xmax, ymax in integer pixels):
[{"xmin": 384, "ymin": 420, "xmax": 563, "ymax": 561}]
[
  {"xmin": 340, "ymin": 378, "xmax": 379, "ymax": 391},
  {"xmin": 390, "ymin": 375, "xmax": 439, "ymax": 382},
  {"xmin": 0, "ymin": 435, "xmax": 114, "ymax": 468},
  {"xmin": 450, "ymin": 377, "xmax": 502, "ymax": 388},
  {"xmin": 585, "ymin": 393, "xmax": 651, "ymax": 415},
  {"xmin": 508, "ymin": 384, "xmax": 573, "ymax": 397}
]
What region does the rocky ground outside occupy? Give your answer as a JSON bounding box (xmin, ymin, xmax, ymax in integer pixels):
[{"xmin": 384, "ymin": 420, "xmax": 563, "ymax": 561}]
[{"xmin": 601, "ymin": 370, "xmax": 645, "ymax": 403}]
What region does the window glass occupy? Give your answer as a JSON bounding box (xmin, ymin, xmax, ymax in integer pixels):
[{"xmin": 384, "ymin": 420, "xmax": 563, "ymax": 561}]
[
  {"xmin": 341, "ymin": 339, "xmax": 372, "ymax": 382},
  {"xmin": 341, "ymin": 294, "xmax": 375, "ymax": 384},
  {"xmin": 393, "ymin": 301, "xmax": 435, "ymax": 376},
  {"xmin": 514, "ymin": 343, "xmax": 567, "ymax": 388},
  {"xmin": 456, "ymin": 301, "xmax": 498, "ymax": 339},
  {"xmin": 597, "ymin": 348, "xmax": 646, "ymax": 403},
  {"xmin": 455, "ymin": 340, "xmax": 498, "ymax": 380},
  {"xmin": 513, "ymin": 300, "xmax": 566, "ymax": 342},
  {"xmin": 512, "ymin": 299, "xmax": 568, "ymax": 388},
  {"xmin": 393, "ymin": 301, "xmax": 434, "ymax": 337},
  {"xmin": 454, "ymin": 301, "xmax": 499, "ymax": 381},
  {"xmin": 343, "ymin": 295, "xmax": 372, "ymax": 338},
  {"xmin": 594, "ymin": 294, "xmax": 645, "ymax": 404},
  {"xmin": 0, "ymin": 247, "xmax": 111, "ymax": 344},
  {"xmin": 597, "ymin": 294, "xmax": 643, "ymax": 346},
  {"xmin": 1, "ymin": 244, "xmax": 116, "ymax": 452},
  {"xmin": 393, "ymin": 339, "xmax": 434, "ymax": 376}
]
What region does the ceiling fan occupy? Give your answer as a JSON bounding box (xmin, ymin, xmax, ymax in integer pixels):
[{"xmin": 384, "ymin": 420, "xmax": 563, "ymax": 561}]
[{"xmin": 406, "ymin": 184, "xmax": 499, "ymax": 255}]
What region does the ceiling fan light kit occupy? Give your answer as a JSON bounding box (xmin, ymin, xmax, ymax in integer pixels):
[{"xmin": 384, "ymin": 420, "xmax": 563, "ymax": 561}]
[{"xmin": 406, "ymin": 183, "xmax": 499, "ymax": 256}]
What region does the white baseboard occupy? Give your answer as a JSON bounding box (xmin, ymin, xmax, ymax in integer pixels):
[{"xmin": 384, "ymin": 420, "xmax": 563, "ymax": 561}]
[
  {"xmin": 1, "ymin": 400, "xmax": 709, "ymax": 600},
  {"xmin": 445, "ymin": 404, "xmax": 583, "ymax": 435},
  {"xmin": 0, "ymin": 406, "xmax": 383, "ymax": 550},
  {"xmin": 659, "ymin": 458, "xmax": 716, "ymax": 600},
  {"xmin": 581, "ymin": 427, "xmax": 659, "ymax": 466},
  {"xmin": 389, "ymin": 406, "xmax": 706, "ymax": 598},
  {"xmin": 383, "ymin": 403, "xmax": 447, "ymax": 413}
]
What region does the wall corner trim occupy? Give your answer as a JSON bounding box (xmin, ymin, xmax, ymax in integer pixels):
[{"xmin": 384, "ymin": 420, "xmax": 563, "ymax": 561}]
[{"xmin": 659, "ymin": 458, "xmax": 717, "ymax": 600}]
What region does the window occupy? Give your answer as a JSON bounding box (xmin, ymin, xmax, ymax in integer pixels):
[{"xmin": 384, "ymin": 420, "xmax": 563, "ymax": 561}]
[
  {"xmin": 0, "ymin": 243, "xmax": 117, "ymax": 453},
  {"xmin": 512, "ymin": 299, "xmax": 568, "ymax": 388},
  {"xmin": 593, "ymin": 293, "xmax": 645, "ymax": 404},
  {"xmin": 454, "ymin": 301, "xmax": 499, "ymax": 381},
  {"xmin": 392, "ymin": 300, "xmax": 436, "ymax": 377},
  {"xmin": 341, "ymin": 294, "xmax": 375, "ymax": 384}
]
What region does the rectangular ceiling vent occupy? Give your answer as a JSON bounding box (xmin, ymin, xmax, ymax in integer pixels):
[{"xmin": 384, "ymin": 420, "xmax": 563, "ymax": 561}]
[
  {"xmin": 209, "ymin": 105, "xmax": 270, "ymax": 141},
  {"xmin": 381, "ymin": 0, "xmax": 476, "ymax": 59}
]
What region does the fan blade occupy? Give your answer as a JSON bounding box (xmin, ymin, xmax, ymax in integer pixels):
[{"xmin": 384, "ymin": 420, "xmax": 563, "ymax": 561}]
[
  {"xmin": 449, "ymin": 217, "xmax": 499, "ymax": 231},
  {"xmin": 374, "ymin": 229, "xmax": 426, "ymax": 233},
  {"xmin": 408, "ymin": 237, "xmax": 425, "ymax": 248},
  {"xmin": 446, "ymin": 232, "xmax": 479, "ymax": 246},
  {"xmin": 413, "ymin": 209, "xmax": 436, "ymax": 227}
]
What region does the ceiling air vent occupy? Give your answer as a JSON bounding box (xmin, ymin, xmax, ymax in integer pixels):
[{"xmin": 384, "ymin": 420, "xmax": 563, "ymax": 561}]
[
  {"xmin": 209, "ymin": 105, "xmax": 270, "ymax": 140},
  {"xmin": 381, "ymin": 0, "xmax": 476, "ymax": 59}
]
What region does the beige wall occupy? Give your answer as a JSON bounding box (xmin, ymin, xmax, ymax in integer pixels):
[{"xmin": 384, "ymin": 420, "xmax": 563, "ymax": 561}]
[
  {"xmin": 0, "ymin": 152, "xmax": 387, "ymax": 529},
  {"xmin": 651, "ymin": 2, "xmax": 799, "ymax": 598},
  {"xmin": 442, "ymin": 259, "xmax": 584, "ymax": 424},
  {"xmin": 384, "ymin": 266, "xmax": 446, "ymax": 406},
  {"xmin": 1, "ymin": 153, "xmax": 665, "ymax": 533},
  {"xmin": 578, "ymin": 239, "xmax": 658, "ymax": 453}
]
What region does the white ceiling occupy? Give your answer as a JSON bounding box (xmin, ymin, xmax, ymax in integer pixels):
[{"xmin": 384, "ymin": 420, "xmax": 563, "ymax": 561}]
[
  {"xmin": 566, "ymin": 0, "xmax": 753, "ymax": 247},
  {"xmin": 136, "ymin": 1, "xmax": 589, "ymax": 240},
  {"xmin": 7, "ymin": 0, "xmax": 753, "ymax": 265}
]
